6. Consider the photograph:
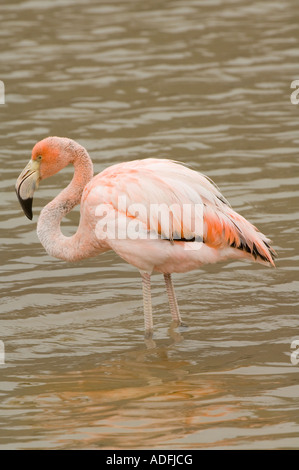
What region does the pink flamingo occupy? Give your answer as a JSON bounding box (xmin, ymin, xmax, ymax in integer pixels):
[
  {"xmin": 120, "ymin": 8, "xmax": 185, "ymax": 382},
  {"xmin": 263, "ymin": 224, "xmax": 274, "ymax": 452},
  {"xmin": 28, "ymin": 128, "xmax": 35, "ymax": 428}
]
[{"xmin": 16, "ymin": 137, "xmax": 276, "ymax": 337}]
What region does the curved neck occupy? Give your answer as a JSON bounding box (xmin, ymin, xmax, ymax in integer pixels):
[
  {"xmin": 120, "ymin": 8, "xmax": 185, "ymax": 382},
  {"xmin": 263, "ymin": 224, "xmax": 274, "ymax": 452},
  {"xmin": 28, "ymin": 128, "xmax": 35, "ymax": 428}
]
[{"xmin": 37, "ymin": 144, "xmax": 96, "ymax": 261}]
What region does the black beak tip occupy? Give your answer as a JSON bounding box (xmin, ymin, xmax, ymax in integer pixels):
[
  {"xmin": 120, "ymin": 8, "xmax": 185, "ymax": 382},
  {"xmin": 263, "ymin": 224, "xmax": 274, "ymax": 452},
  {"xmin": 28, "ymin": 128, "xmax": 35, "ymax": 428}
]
[
  {"xmin": 15, "ymin": 189, "xmax": 33, "ymax": 220},
  {"xmin": 24, "ymin": 202, "xmax": 33, "ymax": 220}
]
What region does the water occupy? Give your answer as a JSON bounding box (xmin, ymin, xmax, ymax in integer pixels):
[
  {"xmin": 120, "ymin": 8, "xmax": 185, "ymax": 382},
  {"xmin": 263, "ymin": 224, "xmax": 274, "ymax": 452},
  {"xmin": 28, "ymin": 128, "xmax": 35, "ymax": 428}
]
[{"xmin": 0, "ymin": 0, "xmax": 299, "ymax": 450}]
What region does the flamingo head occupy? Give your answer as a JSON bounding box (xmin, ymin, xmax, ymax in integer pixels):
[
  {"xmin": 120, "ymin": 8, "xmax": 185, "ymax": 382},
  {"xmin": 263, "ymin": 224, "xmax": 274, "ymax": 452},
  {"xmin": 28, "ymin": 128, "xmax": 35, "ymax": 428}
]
[{"xmin": 15, "ymin": 136, "xmax": 75, "ymax": 220}]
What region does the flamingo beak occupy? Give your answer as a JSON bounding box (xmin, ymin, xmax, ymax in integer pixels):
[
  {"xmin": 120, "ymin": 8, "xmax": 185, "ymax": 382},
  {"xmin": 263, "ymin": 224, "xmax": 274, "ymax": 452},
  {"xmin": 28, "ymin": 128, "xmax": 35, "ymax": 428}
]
[{"xmin": 15, "ymin": 159, "xmax": 41, "ymax": 220}]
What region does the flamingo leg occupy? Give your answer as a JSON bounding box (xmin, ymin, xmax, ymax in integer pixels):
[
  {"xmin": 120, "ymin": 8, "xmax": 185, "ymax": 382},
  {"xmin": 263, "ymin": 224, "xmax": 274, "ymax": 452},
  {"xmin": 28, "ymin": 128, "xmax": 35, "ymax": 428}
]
[
  {"xmin": 164, "ymin": 273, "xmax": 182, "ymax": 325},
  {"xmin": 141, "ymin": 272, "xmax": 153, "ymax": 337}
]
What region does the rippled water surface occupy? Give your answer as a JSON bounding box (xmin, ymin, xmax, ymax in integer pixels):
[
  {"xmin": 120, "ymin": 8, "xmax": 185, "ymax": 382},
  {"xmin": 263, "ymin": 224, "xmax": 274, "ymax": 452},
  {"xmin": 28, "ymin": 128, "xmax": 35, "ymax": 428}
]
[{"xmin": 1, "ymin": 0, "xmax": 299, "ymax": 450}]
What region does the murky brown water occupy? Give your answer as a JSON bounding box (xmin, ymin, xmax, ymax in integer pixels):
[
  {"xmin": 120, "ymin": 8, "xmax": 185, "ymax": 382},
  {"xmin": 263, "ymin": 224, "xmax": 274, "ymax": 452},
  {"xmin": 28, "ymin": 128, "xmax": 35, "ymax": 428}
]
[{"xmin": 1, "ymin": 0, "xmax": 299, "ymax": 450}]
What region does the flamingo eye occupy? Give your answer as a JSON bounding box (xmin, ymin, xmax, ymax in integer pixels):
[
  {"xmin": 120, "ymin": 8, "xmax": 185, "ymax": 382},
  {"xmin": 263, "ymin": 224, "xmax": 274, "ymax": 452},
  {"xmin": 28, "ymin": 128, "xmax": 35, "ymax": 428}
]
[{"xmin": 36, "ymin": 155, "xmax": 42, "ymax": 161}]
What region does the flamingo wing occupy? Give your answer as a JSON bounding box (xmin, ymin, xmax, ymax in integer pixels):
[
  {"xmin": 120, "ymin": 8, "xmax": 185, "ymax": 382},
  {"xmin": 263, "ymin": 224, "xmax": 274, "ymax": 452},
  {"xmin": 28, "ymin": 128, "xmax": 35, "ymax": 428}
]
[{"xmin": 83, "ymin": 158, "xmax": 276, "ymax": 266}]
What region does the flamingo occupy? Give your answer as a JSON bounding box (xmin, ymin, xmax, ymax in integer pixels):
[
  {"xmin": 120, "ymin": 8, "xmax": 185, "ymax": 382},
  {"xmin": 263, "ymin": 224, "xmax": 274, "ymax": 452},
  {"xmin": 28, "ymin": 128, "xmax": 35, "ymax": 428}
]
[{"xmin": 15, "ymin": 137, "xmax": 276, "ymax": 337}]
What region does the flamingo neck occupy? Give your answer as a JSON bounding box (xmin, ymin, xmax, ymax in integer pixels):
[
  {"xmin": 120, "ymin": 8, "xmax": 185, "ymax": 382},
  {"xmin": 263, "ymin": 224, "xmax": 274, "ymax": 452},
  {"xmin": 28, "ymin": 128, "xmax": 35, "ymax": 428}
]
[{"xmin": 37, "ymin": 144, "xmax": 95, "ymax": 261}]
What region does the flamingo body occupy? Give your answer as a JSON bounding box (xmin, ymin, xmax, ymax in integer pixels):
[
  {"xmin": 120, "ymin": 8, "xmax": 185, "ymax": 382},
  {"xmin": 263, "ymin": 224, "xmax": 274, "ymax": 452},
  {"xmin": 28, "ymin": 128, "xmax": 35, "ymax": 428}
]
[
  {"xmin": 82, "ymin": 158, "xmax": 275, "ymax": 273},
  {"xmin": 16, "ymin": 137, "xmax": 276, "ymax": 336}
]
